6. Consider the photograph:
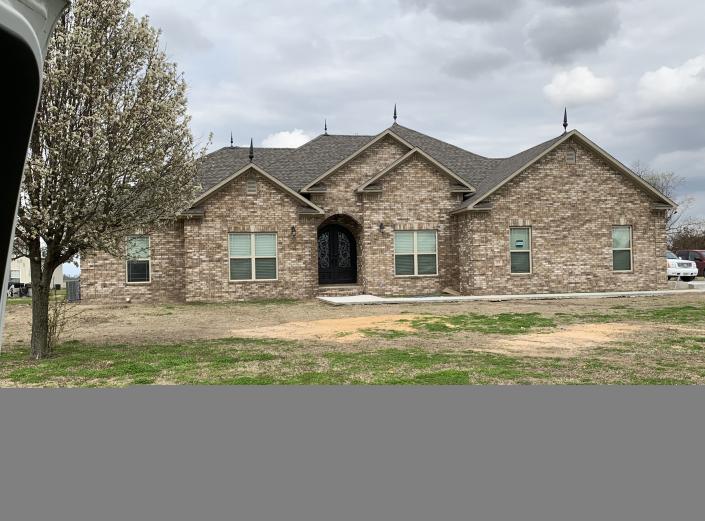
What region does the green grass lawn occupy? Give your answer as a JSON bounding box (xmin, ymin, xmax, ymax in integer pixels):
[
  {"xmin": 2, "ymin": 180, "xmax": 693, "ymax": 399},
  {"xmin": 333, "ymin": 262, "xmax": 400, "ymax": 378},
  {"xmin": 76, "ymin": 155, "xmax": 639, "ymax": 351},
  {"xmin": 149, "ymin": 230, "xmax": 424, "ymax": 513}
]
[{"xmin": 2, "ymin": 302, "xmax": 705, "ymax": 387}]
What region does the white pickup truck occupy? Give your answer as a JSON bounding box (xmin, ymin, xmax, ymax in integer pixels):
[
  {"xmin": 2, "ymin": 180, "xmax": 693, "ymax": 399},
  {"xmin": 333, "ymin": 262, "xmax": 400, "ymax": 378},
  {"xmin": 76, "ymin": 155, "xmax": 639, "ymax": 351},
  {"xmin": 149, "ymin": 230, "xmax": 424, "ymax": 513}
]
[{"xmin": 666, "ymin": 251, "xmax": 698, "ymax": 281}]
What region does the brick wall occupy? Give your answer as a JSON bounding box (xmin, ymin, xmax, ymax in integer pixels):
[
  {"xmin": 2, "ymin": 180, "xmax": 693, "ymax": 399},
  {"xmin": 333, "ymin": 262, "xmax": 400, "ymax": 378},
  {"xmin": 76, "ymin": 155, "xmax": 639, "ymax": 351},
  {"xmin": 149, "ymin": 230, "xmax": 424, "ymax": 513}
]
[
  {"xmin": 360, "ymin": 154, "xmax": 464, "ymax": 296},
  {"xmin": 310, "ymin": 135, "xmax": 410, "ymax": 290},
  {"xmin": 455, "ymin": 138, "xmax": 668, "ymax": 295},
  {"xmin": 81, "ymin": 220, "xmax": 185, "ymax": 303},
  {"xmin": 183, "ymin": 169, "xmax": 319, "ymax": 302},
  {"xmin": 81, "ymin": 135, "xmax": 669, "ymax": 303}
]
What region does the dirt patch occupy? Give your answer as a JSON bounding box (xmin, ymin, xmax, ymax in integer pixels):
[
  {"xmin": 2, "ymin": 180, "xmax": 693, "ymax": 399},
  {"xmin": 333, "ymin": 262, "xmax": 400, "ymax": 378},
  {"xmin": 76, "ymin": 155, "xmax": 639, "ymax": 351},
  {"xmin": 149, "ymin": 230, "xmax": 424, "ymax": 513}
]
[
  {"xmin": 233, "ymin": 314, "xmax": 420, "ymax": 343},
  {"xmin": 231, "ymin": 316, "xmax": 643, "ymax": 358},
  {"xmin": 491, "ymin": 323, "xmax": 642, "ymax": 357},
  {"xmin": 3, "ymin": 293, "xmax": 703, "ymax": 349}
]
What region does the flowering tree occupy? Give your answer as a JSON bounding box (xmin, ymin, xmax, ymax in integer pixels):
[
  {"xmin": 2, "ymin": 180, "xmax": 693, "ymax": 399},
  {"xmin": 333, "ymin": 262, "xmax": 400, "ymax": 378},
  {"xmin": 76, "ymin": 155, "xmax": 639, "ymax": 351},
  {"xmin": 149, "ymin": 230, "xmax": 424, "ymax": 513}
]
[{"xmin": 14, "ymin": 0, "xmax": 202, "ymax": 359}]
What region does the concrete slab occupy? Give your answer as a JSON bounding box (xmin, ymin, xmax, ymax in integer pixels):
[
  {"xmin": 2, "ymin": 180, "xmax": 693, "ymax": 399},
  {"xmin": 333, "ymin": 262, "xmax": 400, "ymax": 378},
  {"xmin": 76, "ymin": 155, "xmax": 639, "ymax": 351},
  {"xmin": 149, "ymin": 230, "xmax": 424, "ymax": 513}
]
[{"xmin": 318, "ymin": 288, "xmax": 705, "ymax": 306}]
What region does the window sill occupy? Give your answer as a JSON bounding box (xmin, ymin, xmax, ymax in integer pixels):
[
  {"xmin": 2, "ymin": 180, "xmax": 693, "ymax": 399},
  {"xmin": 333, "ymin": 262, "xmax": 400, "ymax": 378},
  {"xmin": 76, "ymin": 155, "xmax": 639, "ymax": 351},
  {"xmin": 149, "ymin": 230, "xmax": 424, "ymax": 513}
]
[
  {"xmin": 394, "ymin": 274, "xmax": 439, "ymax": 278},
  {"xmin": 229, "ymin": 279, "xmax": 279, "ymax": 283},
  {"xmin": 510, "ymin": 273, "xmax": 532, "ymax": 276},
  {"xmin": 126, "ymin": 281, "xmax": 152, "ymax": 285}
]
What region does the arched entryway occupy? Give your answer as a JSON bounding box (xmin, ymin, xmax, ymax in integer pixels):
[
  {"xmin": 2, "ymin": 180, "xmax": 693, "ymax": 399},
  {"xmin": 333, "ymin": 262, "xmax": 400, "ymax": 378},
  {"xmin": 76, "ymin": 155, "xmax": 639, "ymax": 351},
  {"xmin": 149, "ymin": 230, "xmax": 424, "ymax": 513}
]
[{"xmin": 317, "ymin": 218, "xmax": 358, "ymax": 284}]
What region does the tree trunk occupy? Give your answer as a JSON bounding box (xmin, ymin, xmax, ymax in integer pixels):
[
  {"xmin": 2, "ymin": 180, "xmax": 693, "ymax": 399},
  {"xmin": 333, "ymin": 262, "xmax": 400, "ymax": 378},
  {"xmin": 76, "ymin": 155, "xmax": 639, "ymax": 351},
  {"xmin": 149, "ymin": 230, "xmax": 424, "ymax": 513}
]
[{"xmin": 29, "ymin": 255, "xmax": 51, "ymax": 359}]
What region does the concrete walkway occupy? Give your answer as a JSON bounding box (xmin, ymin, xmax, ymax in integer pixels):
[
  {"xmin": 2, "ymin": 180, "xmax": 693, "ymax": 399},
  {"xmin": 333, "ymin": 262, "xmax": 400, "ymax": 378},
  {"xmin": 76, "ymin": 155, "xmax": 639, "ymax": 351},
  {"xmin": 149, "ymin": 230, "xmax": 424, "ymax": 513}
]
[{"xmin": 318, "ymin": 288, "xmax": 705, "ymax": 306}]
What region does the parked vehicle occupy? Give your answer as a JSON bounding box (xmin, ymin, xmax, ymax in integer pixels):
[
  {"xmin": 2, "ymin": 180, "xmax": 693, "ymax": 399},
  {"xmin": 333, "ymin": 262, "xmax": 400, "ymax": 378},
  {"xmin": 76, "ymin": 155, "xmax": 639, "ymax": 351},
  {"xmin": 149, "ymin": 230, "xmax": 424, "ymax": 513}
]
[
  {"xmin": 676, "ymin": 250, "xmax": 705, "ymax": 277},
  {"xmin": 666, "ymin": 251, "xmax": 697, "ymax": 281}
]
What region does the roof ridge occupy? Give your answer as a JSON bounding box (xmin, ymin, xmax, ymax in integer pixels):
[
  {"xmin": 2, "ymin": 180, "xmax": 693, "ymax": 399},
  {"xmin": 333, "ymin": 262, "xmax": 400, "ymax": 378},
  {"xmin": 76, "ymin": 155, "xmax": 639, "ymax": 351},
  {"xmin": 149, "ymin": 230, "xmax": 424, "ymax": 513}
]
[
  {"xmin": 318, "ymin": 133, "xmax": 376, "ymax": 137},
  {"xmin": 391, "ymin": 122, "xmax": 490, "ymax": 160},
  {"xmin": 498, "ymin": 134, "xmax": 565, "ymax": 161}
]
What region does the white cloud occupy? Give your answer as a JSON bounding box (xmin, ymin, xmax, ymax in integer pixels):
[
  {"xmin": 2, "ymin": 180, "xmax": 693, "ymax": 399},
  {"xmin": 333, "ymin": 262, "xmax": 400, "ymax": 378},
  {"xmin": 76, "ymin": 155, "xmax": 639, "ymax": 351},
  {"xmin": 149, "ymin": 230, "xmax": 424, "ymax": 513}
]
[
  {"xmin": 261, "ymin": 129, "xmax": 313, "ymax": 148},
  {"xmin": 637, "ymin": 55, "xmax": 705, "ymax": 109},
  {"xmin": 543, "ymin": 66, "xmax": 616, "ymax": 106}
]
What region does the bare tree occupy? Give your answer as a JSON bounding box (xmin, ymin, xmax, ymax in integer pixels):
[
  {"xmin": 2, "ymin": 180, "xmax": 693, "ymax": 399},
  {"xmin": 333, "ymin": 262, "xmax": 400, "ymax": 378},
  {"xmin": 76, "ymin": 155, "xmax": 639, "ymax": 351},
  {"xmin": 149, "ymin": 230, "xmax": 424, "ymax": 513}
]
[
  {"xmin": 670, "ymin": 224, "xmax": 705, "ymax": 251},
  {"xmin": 14, "ymin": 0, "xmax": 203, "ymax": 359},
  {"xmin": 631, "ymin": 161, "xmax": 700, "ymax": 237}
]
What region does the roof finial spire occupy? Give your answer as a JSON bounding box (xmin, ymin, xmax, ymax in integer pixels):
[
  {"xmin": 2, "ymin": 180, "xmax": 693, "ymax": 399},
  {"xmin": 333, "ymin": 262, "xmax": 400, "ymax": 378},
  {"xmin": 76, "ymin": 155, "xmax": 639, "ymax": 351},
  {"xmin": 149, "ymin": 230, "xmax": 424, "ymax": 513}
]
[
  {"xmin": 230, "ymin": 132, "xmax": 234, "ymax": 148},
  {"xmin": 324, "ymin": 119, "xmax": 328, "ymax": 135},
  {"xmin": 563, "ymin": 107, "xmax": 568, "ymax": 134},
  {"xmin": 393, "ymin": 103, "xmax": 397, "ymax": 122},
  {"xmin": 249, "ymin": 138, "xmax": 254, "ymax": 162}
]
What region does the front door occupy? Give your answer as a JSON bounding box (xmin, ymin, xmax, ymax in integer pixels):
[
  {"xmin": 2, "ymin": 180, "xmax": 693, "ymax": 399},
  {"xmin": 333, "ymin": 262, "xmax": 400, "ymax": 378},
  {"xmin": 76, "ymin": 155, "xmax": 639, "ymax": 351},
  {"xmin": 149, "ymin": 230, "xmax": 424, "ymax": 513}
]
[{"xmin": 318, "ymin": 224, "xmax": 357, "ymax": 284}]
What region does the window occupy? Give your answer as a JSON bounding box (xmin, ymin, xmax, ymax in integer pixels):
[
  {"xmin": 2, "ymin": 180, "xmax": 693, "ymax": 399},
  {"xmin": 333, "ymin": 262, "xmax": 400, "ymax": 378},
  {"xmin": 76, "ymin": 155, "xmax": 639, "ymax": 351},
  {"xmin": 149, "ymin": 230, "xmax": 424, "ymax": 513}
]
[
  {"xmin": 510, "ymin": 227, "xmax": 531, "ymax": 274},
  {"xmin": 394, "ymin": 230, "xmax": 437, "ymax": 276},
  {"xmin": 612, "ymin": 226, "xmax": 632, "ymax": 271},
  {"xmin": 566, "ymin": 148, "xmax": 576, "ymax": 164},
  {"xmin": 10, "ymin": 269, "xmax": 20, "ymax": 283},
  {"xmin": 126, "ymin": 236, "xmax": 150, "ymax": 283},
  {"xmin": 246, "ymin": 177, "xmax": 257, "ymax": 194},
  {"xmin": 229, "ymin": 233, "xmax": 277, "ymax": 280}
]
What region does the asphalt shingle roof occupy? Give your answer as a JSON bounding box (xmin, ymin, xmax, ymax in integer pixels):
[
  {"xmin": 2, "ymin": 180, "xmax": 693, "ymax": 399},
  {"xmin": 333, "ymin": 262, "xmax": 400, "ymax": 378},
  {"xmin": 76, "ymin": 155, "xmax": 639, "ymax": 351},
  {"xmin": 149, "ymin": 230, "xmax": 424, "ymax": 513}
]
[
  {"xmin": 265, "ymin": 134, "xmax": 376, "ymax": 190},
  {"xmin": 196, "ymin": 124, "xmax": 567, "ymax": 208},
  {"xmin": 198, "ymin": 146, "xmax": 292, "ymax": 192},
  {"xmin": 454, "ymin": 134, "xmax": 566, "ymax": 209}
]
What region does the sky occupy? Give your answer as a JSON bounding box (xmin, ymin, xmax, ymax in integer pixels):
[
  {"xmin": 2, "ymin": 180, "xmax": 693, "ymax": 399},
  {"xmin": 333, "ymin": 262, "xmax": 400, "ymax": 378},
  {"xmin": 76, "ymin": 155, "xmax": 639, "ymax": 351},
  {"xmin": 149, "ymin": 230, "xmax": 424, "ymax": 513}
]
[
  {"xmin": 124, "ymin": 0, "xmax": 705, "ymax": 214},
  {"xmin": 66, "ymin": 0, "xmax": 705, "ymax": 276},
  {"xmin": 103, "ymin": 2, "xmax": 704, "ymax": 198}
]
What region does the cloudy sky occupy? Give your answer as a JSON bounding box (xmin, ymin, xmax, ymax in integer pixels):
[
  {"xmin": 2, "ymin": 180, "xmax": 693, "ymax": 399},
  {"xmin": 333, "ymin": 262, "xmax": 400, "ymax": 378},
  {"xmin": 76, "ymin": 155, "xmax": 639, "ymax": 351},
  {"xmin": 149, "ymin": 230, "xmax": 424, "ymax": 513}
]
[{"xmin": 130, "ymin": 0, "xmax": 705, "ymax": 219}]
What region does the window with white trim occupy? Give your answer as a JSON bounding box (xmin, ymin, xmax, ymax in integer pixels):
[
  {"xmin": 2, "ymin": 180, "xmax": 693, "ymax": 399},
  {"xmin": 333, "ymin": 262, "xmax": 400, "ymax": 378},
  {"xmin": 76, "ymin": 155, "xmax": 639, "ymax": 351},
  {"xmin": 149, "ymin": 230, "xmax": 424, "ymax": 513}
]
[
  {"xmin": 229, "ymin": 233, "xmax": 277, "ymax": 280},
  {"xmin": 126, "ymin": 236, "xmax": 150, "ymax": 283},
  {"xmin": 612, "ymin": 226, "xmax": 632, "ymax": 271},
  {"xmin": 10, "ymin": 269, "xmax": 20, "ymax": 283},
  {"xmin": 510, "ymin": 227, "xmax": 531, "ymax": 274},
  {"xmin": 394, "ymin": 230, "xmax": 437, "ymax": 276}
]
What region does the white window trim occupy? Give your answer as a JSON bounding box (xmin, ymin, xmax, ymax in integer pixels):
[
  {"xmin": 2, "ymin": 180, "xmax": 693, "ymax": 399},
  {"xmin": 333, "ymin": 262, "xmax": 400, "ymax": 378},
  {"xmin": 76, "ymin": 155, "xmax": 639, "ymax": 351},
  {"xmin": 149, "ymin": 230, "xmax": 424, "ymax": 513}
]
[
  {"xmin": 612, "ymin": 225, "xmax": 633, "ymax": 273},
  {"xmin": 10, "ymin": 270, "xmax": 21, "ymax": 281},
  {"xmin": 228, "ymin": 232, "xmax": 278, "ymax": 282},
  {"xmin": 394, "ymin": 230, "xmax": 439, "ymax": 277},
  {"xmin": 246, "ymin": 176, "xmax": 257, "ymax": 194},
  {"xmin": 125, "ymin": 235, "xmax": 151, "ymax": 284},
  {"xmin": 509, "ymin": 227, "xmax": 532, "ymax": 275}
]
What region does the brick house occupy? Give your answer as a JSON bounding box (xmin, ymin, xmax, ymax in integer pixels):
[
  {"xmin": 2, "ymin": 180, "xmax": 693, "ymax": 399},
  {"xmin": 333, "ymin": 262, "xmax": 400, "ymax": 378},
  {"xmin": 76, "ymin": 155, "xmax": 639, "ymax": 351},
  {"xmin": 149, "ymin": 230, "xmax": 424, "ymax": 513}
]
[{"xmin": 81, "ymin": 121, "xmax": 674, "ymax": 302}]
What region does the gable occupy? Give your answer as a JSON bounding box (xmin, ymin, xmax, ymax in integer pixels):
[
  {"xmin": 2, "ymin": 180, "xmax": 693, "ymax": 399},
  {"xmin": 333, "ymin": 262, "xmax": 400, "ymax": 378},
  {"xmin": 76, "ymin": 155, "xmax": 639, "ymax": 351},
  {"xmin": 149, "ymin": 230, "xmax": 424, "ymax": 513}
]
[
  {"xmin": 453, "ymin": 131, "xmax": 676, "ymax": 213},
  {"xmin": 190, "ymin": 164, "xmax": 323, "ymax": 214},
  {"xmin": 300, "ymin": 129, "xmax": 413, "ymax": 192},
  {"xmin": 476, "ymin": 138, "xmax": 669, "ymax": 214},
  {"xmin": 356, "ymin": 148, "xmax": 475, "ymax": 193}
]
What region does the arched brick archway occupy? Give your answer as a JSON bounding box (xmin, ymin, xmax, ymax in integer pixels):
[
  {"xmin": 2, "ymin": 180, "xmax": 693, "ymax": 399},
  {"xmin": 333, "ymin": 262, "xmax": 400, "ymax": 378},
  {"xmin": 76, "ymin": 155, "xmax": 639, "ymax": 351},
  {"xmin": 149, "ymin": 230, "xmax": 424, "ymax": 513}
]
[{"xmin": 317, "ymin": 215, "xmax": 360, "ymax": 284}]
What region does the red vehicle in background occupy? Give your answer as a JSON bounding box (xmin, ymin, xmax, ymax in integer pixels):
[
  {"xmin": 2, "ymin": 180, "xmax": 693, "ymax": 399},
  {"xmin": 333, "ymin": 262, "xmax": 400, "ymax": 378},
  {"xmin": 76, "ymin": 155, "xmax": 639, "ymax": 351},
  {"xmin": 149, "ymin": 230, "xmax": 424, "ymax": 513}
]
[{"xmin": 676, "ymin": 250, "xmax": 705, "ymax": 277}]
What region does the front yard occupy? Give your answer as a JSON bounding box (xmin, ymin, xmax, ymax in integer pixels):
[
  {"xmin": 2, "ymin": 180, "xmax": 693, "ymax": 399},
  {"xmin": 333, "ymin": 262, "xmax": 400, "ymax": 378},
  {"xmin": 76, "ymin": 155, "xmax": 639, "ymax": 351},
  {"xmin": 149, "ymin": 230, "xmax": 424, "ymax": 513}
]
[{"xmin": 2, "ymin": 294, "xmax": 705, "ymax": 386}]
